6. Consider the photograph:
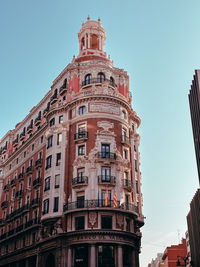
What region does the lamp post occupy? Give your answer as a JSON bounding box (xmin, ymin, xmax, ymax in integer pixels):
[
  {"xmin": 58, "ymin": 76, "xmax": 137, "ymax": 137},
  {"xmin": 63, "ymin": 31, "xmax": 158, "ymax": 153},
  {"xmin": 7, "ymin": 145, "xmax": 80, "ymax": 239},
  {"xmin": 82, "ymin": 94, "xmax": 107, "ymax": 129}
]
[{"xmin": 176, "ymin": 256, "xmax": 188, "ymax": 267}]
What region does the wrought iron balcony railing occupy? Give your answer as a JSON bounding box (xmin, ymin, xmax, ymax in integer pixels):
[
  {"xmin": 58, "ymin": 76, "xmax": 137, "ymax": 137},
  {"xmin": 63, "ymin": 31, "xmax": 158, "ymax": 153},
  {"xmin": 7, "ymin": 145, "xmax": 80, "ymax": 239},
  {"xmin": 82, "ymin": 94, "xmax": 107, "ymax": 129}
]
[
  {"xmin": 74, "ymin": 131, "xmax": 88, "ymax": 140},
  {"xmin": 72, "ymin": 176, "xmax": 88, "ymax": 186},
  {"xmin": 26, "ymin": 166, "xmax": 33, "ymax": 175},
  {"xmin": 98, "ymin": 175, "xmax": 116, "ymax": 184},
  {"xmin": 33, "ymin": 177, "xmax": 41, "ymax": 187},
  {"xmin": 82, "ymin": 78, "xmax": 117, "ymax": 88},
  {"xmin": 64, "ymin": 199, "xmax": 139, "ymax": 215},
  {"xmin": 97, "ymin": 152, "xmax": 116, "ymax": 160},
  {"xmin": 18, "ymin": 172, "xmax": 24, "ymax": 181},
  {"xmin": 121, "ymin": 135, "xmax": 131, "ymax": 145},
  {"xmin": 35, "ymin": 158, "xmax": 42, "ymax": 168}
]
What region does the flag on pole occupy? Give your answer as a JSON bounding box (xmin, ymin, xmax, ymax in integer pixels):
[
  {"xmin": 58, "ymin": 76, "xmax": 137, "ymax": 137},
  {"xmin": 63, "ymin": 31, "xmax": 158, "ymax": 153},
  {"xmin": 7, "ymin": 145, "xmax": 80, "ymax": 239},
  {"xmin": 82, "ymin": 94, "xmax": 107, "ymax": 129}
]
[
  {"xmin": 98, "ymin": 190, "xmax": 100, "ymax": 207},
  {"xmin": 105, "ymin": 187, "xmax": 108, "ymax": 207},
  {"xmin": 114, "ymin": 191, "xmax": 117, "ymax": 207}
]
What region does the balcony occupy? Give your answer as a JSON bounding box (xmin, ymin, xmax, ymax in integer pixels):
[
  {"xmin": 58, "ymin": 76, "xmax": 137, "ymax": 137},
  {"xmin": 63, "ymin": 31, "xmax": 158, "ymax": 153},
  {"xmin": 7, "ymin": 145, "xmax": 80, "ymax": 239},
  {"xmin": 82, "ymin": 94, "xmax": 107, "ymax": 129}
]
[
  {"xmin": 123, "ymin": 179, "xmax": 134, "ymax": 191},
  {"xmin": 19, "ymin": 131, "xmax": 25, "ymax": 141},
  {"xmin": 43, "ymin": 102, "xmax": 50, "ymax": 115},
  {"xmin": 74, "ymin": 131, "xmax": 88, "ymax": 142},
  {"xmin": 33, "ymin": 177, "xmax": 41, "ymax": 188},
  {"xmin": 27, "ymin": 123, "xmax": 33, "ymax": 134},
  {"xmin": 18, "ymin": 172, "xmax": 24, "ymax": 181},
  {"xmin": 97, "ymin": 152, "xmax": 116, "ymax": 160},
  {"xmin": 6, "ymin": 204, "xmax": 30, "ymax": 221},
  {"xmin": 3, "ymin": 184, "xmax": 9, "ymax": 191},
  {"xmin": 31, "ymin": 198, "xmax": 40, "ymax": 207},
  {"xmin": 59, "ymin": 84, "xmax": 68, "ymax": 95},
  {"xmin": 2, "ymin": 143, "xmax": 8, "ymax": 153},
  {"xmin": 121, "ymin": 135, "xmax": 131, "ymax": 146},
  {"xmin": 50, "ymin": 92, "xmax": 58, "ymax": 105},
  {"xmin": 13, "ymin": 137, "xmax": 18, "ymax": 147},
  {"xmin": 82, "ymin": 78, "xmax": 117, "ymax": 88},
  {"xmin": 26, "ymin": 166, "xmax": 33, "ymax": 175},
  {"xmin": 72, "ymin": 176, "xmax": 88, "ymax": 187},
  {"xmin": 98, "ymin": 175, "xmax": 116, "ymax": 185},
  {"xmin": 11, "ymin": 178, "xmax": 16, "ymax": 187},
  {"xmin": 16, "ymin": 224, "xmax": 24, "ymax": 233},
  {"xmin": 35, "ymin": 115, "xmax": 41, "ymax": 126},
  {"xmin": 16, "ymin": 190, "xmax": 23, "ymax": 198},
  {"xmin": 35, "ymin": 158, "xmax": 42, "ymax": 168},
  {"xmin": 1, "ymin": 201, "xmax": 8, "ymax": 209},
  {"xmin": 64, "ymin": 199, "xmax": 139, "ymax": 215}
]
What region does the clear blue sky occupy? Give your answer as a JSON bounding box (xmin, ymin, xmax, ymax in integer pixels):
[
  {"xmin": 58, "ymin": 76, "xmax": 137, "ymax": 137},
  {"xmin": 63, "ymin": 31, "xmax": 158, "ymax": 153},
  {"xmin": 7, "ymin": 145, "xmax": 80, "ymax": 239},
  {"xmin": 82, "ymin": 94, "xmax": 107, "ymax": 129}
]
[{"xmin": 0, "ymin": 0, "xmax": 200, "ymax": 266}]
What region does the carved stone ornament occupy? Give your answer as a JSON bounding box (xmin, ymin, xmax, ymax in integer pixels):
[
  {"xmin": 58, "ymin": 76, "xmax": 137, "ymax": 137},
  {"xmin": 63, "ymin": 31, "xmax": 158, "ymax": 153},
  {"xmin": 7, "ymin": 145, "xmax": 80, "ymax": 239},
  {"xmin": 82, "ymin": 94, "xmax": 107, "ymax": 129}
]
[
  {"xmin": 89, "ymin": 212, "xmax": 97, "ymax": 226},
  {"xmin": 97, "ymin": 121, "xmax": 113, "ymax": 131},
  {"xmin": 116, "ymin": 214, "xmax": 124, "ymax": 227}
]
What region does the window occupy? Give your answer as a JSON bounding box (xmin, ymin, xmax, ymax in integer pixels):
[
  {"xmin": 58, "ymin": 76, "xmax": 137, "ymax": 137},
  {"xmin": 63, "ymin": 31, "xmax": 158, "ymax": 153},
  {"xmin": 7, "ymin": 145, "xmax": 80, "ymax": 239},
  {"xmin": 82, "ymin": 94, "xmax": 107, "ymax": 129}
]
[
  {"xmin": 101, "ymin": 167, "xmax": 111, "ymax": 181},
  {"xmin": 77, "ymin": 196, "xmax": 85, "ymax": 208},
  {"xmin": 78, "ymin": 145, "xmax": 85, "ymax": 156},
  {"xmin": 55, "ymin": 174, "xmax": 60, "ymax": 188},
  {"xmin": 134, "ymin": 145, "xmax": 137, "ymax": 152},
  {"xmin": 97, "ymin": 72, "xmax": 105, "ymax": 83},
  {"xmin": 110, "ymin": 76, "xmax": 115, "ymax": 86},
  {"xmin": 32, "ymin": 144, "xmax": 34, "ymax": 151},
  {"xmin": 84, "ymin": 74, "xmax": 91, "ymax": 85},
  {"xmin": 46, "ymin": 155, "xmax": 52, "ymax": 169},
  {"xmin": 136, "ymin": 181, "xmax": 139, "ymax": 193},
  {"xmin": 126, "ymin": 218, "xmax": 130, "ymax": 231},
  {"xmin": 56, "ymin": 153, "xmax": 61, "ymax": 166},
  {"xmin": 77, "ymin": 168, "xmax": 85, "ymax": 183},
  {"xmin": 135, "ymin": 160, "xmax": 138, "ymax": 172},
  {"xmin": 101, "ymin": 144, "xmax": 110, "ymax": 158},
  {"xmin": 78, "ymin": 123, "xmax": 86, "ymax": 133},
  {"xmin": 123, "ymin": 149, "xmax": 128, "ymax": 159},
  {"xmin": 24, "ymin": 151, "xmax": 26, "ymax": 158},
  {"xmin": 53, "ymin": 197, "xmax": 59, "ymax": 212},
  {"xmin": 57, "ymin": 133, "xmax": 62, "ymax": 145},
  {"xmin": 75, "ymin": 216, "xmax": 85, "ymax": 230},
  {"xmin": 50, "ymin": 118, "xmax": 55, "ymax": 127},
  {"xmin": 44, "ymin": 177, "xmax": 50, "ymax": 191},
  {"xmin": 124, "ymin": 171, "xmax": 129, "ymax": 180},
  {"xmin": 47, "ymin": 135, "xmax": 53, "ymax": 149},
  {"xmin": 101, "ymin": 216, "xmax": 112, "ymax": 229},
  {"xmin": 43, "ymin": 199, "xmax": 49, "ymax": 214},
  {"xmin": 16, "ymin": 158, "xmax": 18, "ymax": 164},
  {"xmin": 59, "ymin": 115, "xmax": 63, "ymax": 123},
  {"xmin": 98, "ymin": 246, "xmax": 115, "ymax": 266},
  {"xmin": 41, "ymin": 135, "xmax": 44, "ymax": 143},
  {"xmin": 28, "ymin": 177, "xmax": 31, "ymax": 187},
  {"xmin": 122, "ymin": 110, "xmax": 127, "ymax": 120},
  {"xmin": 78, "ymin": 106, "xmax": 86, "ymax": 115}
]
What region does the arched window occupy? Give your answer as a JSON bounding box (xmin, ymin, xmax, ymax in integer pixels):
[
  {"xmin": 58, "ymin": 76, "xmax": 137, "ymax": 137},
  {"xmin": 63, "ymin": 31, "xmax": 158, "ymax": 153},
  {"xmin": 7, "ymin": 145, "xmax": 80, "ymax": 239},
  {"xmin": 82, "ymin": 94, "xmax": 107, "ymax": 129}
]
[
  {"xmin": 84, "ymin": 74, "xmax": 92, "ymax": 85},
  {"xmin": 79, "ymin": 106, "xmax": 86, "ymax": 115},
  {"xmin": 97, "ymin": 72, "xmax": 105, "ymax": 83},
  {"xmin": 110, "ymin": 76, "xmax": 115, "ymax": 87}
]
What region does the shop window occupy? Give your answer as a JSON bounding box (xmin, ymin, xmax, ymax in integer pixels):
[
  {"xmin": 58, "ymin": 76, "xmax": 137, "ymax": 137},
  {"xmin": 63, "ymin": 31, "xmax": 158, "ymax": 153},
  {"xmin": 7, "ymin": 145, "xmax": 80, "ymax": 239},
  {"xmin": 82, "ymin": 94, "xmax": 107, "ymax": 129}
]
[{"xmin": 74, "ymin": 246, "xmax": 88, "ymax": 266}]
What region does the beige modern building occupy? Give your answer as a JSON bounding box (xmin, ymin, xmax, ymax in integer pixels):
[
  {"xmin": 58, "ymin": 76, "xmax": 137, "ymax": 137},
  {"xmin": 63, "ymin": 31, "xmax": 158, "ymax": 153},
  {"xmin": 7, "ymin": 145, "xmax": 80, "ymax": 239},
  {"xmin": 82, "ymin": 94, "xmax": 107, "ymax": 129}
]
[{"xmin": 0, "ymin": 17, "xmax": 144, "ymax": 267}]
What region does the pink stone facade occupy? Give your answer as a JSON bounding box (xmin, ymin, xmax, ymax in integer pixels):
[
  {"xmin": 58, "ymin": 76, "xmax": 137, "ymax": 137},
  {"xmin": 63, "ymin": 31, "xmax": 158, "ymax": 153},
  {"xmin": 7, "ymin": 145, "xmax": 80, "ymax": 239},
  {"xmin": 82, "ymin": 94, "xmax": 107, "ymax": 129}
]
[{"xmin": 0, "ymin": 18, "xmax": 144, "ymax": 267}]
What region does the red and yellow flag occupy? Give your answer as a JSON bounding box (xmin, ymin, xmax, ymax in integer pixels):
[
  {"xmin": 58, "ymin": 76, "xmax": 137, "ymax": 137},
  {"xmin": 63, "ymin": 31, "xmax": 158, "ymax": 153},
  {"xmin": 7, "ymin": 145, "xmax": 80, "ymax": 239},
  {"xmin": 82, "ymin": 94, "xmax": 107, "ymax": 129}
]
[
  {"xmin": 105, "ymin": 187, "xmax": 108, "ymax": 207},
  {"xmin": 114, "ymin": 192, "xmax": 117, "ymax": 207}
]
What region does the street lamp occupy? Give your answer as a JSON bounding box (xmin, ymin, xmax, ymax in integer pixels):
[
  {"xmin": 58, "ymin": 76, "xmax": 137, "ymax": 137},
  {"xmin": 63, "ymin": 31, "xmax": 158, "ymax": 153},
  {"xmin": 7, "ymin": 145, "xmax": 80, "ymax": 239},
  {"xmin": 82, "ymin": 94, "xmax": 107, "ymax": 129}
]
[{"xmin": 176, "ymin": 256, "xmax": 188, "ymax": 266}]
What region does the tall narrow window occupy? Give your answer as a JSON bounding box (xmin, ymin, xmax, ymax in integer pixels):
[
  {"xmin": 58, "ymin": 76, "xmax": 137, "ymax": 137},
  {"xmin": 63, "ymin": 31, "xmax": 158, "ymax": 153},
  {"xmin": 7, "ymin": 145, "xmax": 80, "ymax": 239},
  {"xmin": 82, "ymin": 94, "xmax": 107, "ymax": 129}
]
[
  {"xmin": 46, "ymin": 155, "xmax": 52, "ymax": 169},
  {"xmin": 44, "ymin": 177, "xmax": 50, "ymax": 191},
  {"xmin": 55, "ymin": 174, "xmax": 60, "ymax": 188},
  {"xmin": 78, "ymin": 145, "xmax": 85, "ymax": 156},
  {"xmin": 77, "ymin": 195, "xmax": 85, "ymax": 208},
  {"xmin": 101, "ymin": 190, "xmax": 111, "ymax": 207},
  {"xmin": 75, "ymin": 216, "xmax": 85, "ymax": 230},
  {"xmin": 101, "ymin": 167, "xmax": 111, "ymax": 182},
  {"xmin": 43, "ymin": 199, "xmax": 49, "ymax": 214},
  {"xmin": 47, "ymin": 136, "xmax": 53, "ymax": 149},
  {"xmin": 84, "ymin": 74, "xmax": 91, "ymax": 85},
  {"xmin": 50, "ymin": 118, "xmax": 55, "ymax": 127},
  {"xmin": 53, "ymin": 197, "xmax": 59, "ymax": 212},
  {"xmin": 59, "ymin": 115, "xmax": 63, "ymax": 123},
  {"xmin": 97, "ymin": 72, "xmax": 105, "ymax": 83},
  {"xmin": 57, "ymin": 133, "xmax": 62, "ymax": 145},
  {"xmin": 56, "ymin": 153, "xmax": 61, "ymax": 166},
  {"xmin": 79, "ymin": 106, "xmax": 86, "ymax": 115},
  {"xmin": 101, "ymin": 144, "xmax": 110, "ymax": 158}
]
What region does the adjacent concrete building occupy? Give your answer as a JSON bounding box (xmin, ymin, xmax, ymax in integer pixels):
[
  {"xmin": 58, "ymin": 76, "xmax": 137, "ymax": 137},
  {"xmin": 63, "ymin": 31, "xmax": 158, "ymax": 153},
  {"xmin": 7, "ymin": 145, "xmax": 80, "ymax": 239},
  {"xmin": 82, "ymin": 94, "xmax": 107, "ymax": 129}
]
[{"xmin": 0, "ymin": 17, "xmax": 144, "ymax": 267}]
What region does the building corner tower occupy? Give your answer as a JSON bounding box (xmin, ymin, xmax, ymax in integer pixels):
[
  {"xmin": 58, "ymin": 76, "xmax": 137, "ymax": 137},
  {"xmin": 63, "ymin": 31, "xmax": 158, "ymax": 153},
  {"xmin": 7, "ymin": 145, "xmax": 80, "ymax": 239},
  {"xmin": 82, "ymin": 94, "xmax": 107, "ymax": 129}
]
[{"xmin": 0, "ymin": 17, "xmax": 144, "ymax": 267}]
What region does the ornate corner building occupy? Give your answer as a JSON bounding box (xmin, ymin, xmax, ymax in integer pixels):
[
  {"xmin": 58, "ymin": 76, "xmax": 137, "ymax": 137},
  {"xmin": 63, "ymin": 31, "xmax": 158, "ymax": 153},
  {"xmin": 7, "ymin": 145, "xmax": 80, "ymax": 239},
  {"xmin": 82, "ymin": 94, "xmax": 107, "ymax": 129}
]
[{"xmin": 0, "ymin": 17, "xmax": 144, "ymax": 267}]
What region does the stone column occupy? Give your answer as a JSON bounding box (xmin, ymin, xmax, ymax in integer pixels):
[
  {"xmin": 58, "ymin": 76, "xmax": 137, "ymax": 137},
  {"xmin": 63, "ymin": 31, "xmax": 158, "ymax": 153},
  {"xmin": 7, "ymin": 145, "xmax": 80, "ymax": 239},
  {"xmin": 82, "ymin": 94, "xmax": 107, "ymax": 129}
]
[
  {"xmin": 117, "ymin": 246, "xmax": 123, "ymax": 267},
  {"xmin": 67, "ymin": 247, "xmax": 72, "ymax": 267},
  {"xmin": 89, "ymin": 245, "xmax": 96, "ymax": 267},
  {"xmin": 88, "ymin": 34, "xmax": 90, "ymax": 49}
]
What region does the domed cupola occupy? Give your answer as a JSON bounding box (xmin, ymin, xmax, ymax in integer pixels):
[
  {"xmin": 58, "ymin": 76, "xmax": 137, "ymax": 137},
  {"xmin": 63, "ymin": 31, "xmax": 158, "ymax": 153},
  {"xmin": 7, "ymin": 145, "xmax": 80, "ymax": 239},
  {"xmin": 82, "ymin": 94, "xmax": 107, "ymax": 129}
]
[{"xmin": 77, "ymin": 16, "xmax": 106, "ymax": 60}]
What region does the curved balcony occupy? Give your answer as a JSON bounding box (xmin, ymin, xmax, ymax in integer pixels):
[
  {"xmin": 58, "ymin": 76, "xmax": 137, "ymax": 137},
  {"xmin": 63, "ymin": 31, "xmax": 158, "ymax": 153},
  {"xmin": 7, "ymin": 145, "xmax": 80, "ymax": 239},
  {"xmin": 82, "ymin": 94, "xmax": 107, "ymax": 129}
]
[
  {"xmin": 123, "ymin": 179, "xmax": 134, "ymax": 192},
  {"xmin": 74, "ymin": 131, "xmax": 88, "ymax": 143},
  {"xmin": 35, "ymin": 115, "xmax": 41, "ymax": 126},
  {"xmin": 19, "ymin": 131, "xmax": 25, "ymax": 141},
  {"xmin": 31, "ymin": 198, "xmax": 40, "ymax": 207},
  {"xmin": 3, "ymin": 184, "xmax": 9, "ymax": 191},
  {"xmin": 27, "ymin": 123, "xmax": 33, "ymax": 134},
  {"xmin": 72, "ymin": 176, "xmax": 88, "ymax": 187},
  {"xmin": 98, "ymin": 175, "xmax": 116, "ymax": 186},
  {"xmin": 33, "ymin": 177, "xmax": 41, "ymax": 188},
  {"xmin": 13, "ymin": 137, "xmax": 18, "ymax": 147},
  {"xmin": 26, "ymin": 165, "xmax": 33, "ymax": 175},
  {"xmin": 11, "ymin": 178, "xmax": 16, "ymax": 187},
  {"xmin": 50, "ymin": 92, "xmax": 58, "ymax": 105},
  {"xmin": 59, "ymin": 84, "xmax": 68, "ymax": 95},
  {"xmin": 64, "ymin": 199, "xmax": 138, "ymax": 216},
  {"xmin": 35, "ymin": 158, "xmax": 42, "ymax": 168},
  {"xmin": 18, "ymin": 172, "xmax": 24, "ymax": 181},
  {"xmin": 82, "ymin": 78, "xmax": 117, "ymax": 88}
]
